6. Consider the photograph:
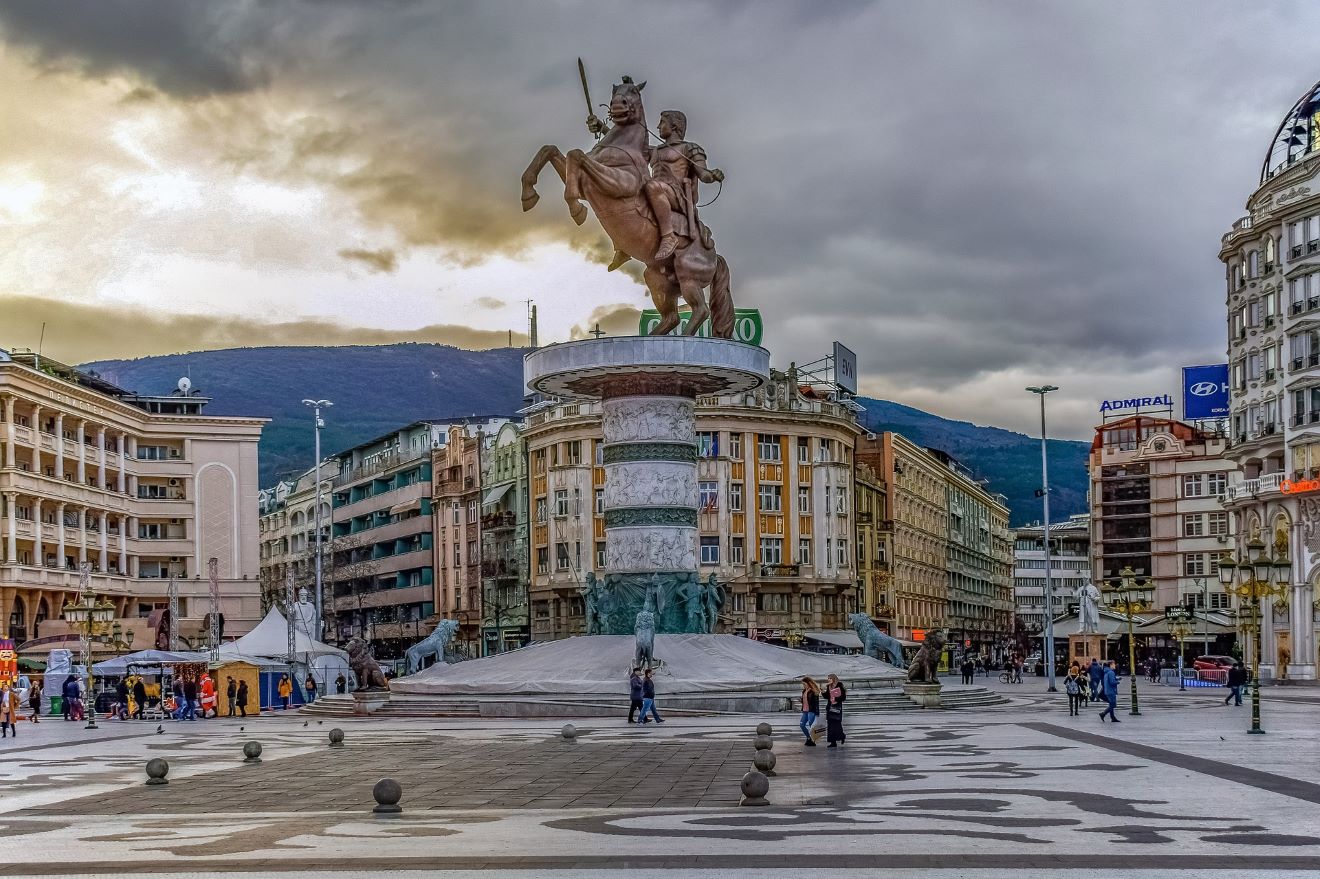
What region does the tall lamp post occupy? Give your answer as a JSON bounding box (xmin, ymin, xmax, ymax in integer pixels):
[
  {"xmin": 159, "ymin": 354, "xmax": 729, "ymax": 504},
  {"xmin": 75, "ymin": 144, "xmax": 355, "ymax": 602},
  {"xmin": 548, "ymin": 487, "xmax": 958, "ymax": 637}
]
[
  {"xmin": 302, "ymin": 399, "xmax": 332, "ymax": 640},
  {"xmin": 1105, "ymin": 565, "xmax": 1151, "ymax": 716},
  {"xmin": 1167, "ymin": 606, "xmax": 1194, "ymax": 692},
  {"xmin": 61, "ymin": 562, "xmax": 116, "ymax": 730},
  {"xmin": 1026, "ymin": 385, "xmax": 1059, "ymax": 692},
  {"xmin": 1217, "ymin": 534, "xmax": 1290, "ymax": 734}
]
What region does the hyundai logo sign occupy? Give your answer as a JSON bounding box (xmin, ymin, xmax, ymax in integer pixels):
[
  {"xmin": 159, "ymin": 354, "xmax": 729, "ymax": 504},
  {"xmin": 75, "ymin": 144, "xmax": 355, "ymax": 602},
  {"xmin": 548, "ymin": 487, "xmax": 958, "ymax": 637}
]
[{"xmin": 1182, "ymin": 364, "xmax": 1229, "ymax": 420}]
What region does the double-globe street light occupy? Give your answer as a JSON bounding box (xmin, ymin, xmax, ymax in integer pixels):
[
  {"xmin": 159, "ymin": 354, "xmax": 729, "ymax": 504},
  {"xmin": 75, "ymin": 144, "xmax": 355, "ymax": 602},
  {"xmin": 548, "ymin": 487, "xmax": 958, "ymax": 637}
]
[
  {"xmin": 1217, "ymin": 533, "xmax": 1290, "ymax": 734},
  {"xmin": 1105, "ymin": 565, "xmax": 1152, "ymax": 716},
  {"xmin": 61, "ymin": 562, "xmax": 116, "ymax": 729}
]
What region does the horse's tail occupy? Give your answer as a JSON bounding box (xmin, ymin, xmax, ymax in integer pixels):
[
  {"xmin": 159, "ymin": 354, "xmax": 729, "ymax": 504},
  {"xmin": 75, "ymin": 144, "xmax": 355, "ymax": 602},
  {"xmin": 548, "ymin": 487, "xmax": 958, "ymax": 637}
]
[{"xmin": 709, "ymin": 254, "xmax": 734, "ymax": 339}]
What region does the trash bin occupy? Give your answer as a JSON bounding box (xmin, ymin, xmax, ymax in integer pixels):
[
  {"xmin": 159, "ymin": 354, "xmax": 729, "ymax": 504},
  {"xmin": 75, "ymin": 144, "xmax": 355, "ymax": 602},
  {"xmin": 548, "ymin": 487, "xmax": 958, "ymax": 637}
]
[{"xmin": 50, "ymin": 695, "xmax": 63, "ymax": 716}]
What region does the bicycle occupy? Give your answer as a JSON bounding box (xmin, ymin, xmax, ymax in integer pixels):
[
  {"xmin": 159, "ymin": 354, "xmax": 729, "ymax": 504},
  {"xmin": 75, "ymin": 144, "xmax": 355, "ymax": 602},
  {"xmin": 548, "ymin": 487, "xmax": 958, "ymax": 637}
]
[{"xmin": 998, "ymin": 670, "xmax": 1013, "ymax": 684}]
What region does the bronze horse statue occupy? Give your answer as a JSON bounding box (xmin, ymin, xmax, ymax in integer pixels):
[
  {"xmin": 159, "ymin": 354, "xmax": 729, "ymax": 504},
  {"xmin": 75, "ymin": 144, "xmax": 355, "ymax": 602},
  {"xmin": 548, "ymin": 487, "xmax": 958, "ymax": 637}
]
[{"xmin": 521, "ymin": 78, "xmax": 734, "ymax": 338}]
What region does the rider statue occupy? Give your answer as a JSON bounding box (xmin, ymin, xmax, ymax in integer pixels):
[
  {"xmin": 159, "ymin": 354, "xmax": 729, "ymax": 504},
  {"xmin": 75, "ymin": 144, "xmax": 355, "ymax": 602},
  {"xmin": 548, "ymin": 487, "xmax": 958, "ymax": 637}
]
[{"xmin": 588, "ymin": 108, "xmax": 725, "ymax": 267}]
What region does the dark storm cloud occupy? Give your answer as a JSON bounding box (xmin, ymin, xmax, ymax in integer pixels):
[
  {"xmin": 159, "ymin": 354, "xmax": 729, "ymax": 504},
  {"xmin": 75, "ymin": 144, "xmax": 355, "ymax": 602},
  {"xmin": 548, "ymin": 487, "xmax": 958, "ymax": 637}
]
[
  {"xmin": 338, "ymin": 247, "xmax": 398, "ymax": 273},
  {"xmin": 2, "ymin": 0, "xmax": 1316, "ymax": 435}
]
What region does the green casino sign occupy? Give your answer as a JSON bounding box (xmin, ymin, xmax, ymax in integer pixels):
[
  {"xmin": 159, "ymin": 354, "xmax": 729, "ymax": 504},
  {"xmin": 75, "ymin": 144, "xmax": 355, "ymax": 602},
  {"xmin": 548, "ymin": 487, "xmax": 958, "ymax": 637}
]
[{"xmin": 638, "ymin": 308, "xmax": 763, "ymax": 345}]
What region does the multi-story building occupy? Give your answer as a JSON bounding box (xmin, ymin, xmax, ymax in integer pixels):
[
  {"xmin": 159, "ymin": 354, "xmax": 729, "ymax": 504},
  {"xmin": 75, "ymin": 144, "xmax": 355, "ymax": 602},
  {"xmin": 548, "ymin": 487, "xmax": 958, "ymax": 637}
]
[
  {"xmin": 0, "ymin": 349, "xmax": 264, "ymax": 652},
  {"xmin": 522, "ymin": 370, "xmax": 861, "ymax": 643},
  {"xmin": 257, "ymin": 465, "xmax": 329, "ymax": 614},
  {"xmin": 929, "ymin": 448, "xmax": 1013, "ymax": 659},
  {"xmin": 853, "ymin": 460, "xmax": 889, "ymax": 623},
  {"xmin": 1090, "ymin": 416, "xmax": 1236, "ymax": 615},
  {"xmin": 326, "ymin": 422, "xmax": 440, "ymax": 656},
  {"xmin": 856, "ymin": 433, "xmax": 949, "ymax": 640},
  {"xmin": 478, "ymin": 421, "xmax": 529, "ymax": 654},
  {"xmin": 433, "ymin": 424, "xmax": 485, "ymax": 656},
  {"xmin": 1012, "ymin": 514, "xmax": 1091, "ymax": 636}
]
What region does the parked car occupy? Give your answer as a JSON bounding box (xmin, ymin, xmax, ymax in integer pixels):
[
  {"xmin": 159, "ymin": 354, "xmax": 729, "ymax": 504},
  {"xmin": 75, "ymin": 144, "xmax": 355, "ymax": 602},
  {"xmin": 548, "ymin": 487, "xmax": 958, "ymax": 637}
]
[{"xmin": 1193, "ymin": 655, "xmax": 1236, "ymax": 671}]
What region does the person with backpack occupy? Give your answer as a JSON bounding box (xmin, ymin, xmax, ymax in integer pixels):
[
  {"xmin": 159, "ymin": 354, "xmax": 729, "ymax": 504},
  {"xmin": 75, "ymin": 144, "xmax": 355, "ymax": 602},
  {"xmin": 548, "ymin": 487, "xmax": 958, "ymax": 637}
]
[{"xmin": 1064, "ymin": 664, "xmax": 1085, "ymax": 716}]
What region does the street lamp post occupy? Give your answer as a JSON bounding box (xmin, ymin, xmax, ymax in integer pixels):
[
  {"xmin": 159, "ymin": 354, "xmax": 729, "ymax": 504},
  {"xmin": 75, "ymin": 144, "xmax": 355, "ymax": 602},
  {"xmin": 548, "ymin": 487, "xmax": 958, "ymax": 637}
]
[
  {"xmin": 61, "ymin": 562, "xmax": 116, "ymax": 730},
  {"xmin": 1026, "ymin": 385, "xmax": 1060, "ymax": 692},
  {"xmin": 1217, "ymin": 533, "xmax": 1290, "ymax": 734},
  {"xmin": 1167, "ymin": 607, "xmax": 1194, "ymax": 692},
  {"xmin": 302, "ymin": 399, "xmax": 332, "ymax": 641},
  {"xmin": 1105, "ymin": 565, "xmax": 1151, "ymax": 716}
]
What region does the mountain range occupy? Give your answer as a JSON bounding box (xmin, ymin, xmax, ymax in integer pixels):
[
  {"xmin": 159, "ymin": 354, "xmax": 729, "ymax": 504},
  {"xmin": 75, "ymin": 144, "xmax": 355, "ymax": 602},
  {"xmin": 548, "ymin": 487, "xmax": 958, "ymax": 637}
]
[{"xmin": 81, "ymin": 344, "xmax": 1089, "ymax": 526}]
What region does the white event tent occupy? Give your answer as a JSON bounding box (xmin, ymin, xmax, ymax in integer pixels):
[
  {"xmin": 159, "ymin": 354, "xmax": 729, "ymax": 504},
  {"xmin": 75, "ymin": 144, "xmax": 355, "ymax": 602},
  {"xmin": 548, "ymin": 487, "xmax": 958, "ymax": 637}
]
[{"xmin": 217, "ymin": 608, "xmax": 351, "ymax": 687}]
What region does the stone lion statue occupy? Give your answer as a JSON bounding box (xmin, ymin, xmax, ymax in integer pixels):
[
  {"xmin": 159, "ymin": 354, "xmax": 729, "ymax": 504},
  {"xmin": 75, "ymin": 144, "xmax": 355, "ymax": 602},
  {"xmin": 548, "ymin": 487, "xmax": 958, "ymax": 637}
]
[
  {"xmin": 847, "ymin": 613, "xmax": 905, "ymax": 666},
  {"xmin": 404, "ymin": 618, "xmax": 461, "ymax": 674},
  {"xmin": 907, "ymin": 629, "xmax": 946, "ymax": 684},
  {"xmin": 344, "ymin": 637, "xmax": 388, "ymax": 691}
]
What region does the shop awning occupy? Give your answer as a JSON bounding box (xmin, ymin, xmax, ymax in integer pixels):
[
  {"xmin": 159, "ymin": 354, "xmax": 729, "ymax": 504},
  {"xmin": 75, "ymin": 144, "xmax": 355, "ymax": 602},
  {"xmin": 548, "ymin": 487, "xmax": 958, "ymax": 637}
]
[
  {"xmin": 389, "ymin": 498, "xmax": 421, "ymax": 516},
  {"xmin": 483, "ymin": 483, "xmax": 512, "ymax": 507},
  {"xmin": 804, "ymin": 631, "xmax": 864, "ymax": 650}
]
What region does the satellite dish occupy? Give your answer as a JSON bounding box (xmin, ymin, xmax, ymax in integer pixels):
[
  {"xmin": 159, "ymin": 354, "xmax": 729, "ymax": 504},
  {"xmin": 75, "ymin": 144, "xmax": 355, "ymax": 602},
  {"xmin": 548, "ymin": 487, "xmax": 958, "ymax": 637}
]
[{"xmin": 178, "ymin": 376, "xmax": 192, "ymax": 395}]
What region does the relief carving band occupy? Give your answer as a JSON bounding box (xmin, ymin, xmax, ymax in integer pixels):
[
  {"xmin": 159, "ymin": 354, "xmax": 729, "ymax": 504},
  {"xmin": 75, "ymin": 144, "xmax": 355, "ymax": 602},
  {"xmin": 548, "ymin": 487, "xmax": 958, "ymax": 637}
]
[
  {"xmin": 521, "ymin": 64, "xmax": 735, "ymax": 338},
  {"xmin": 602, "ymin": 463, "xmax": 697, "ymax": 509},
  {"xmin": 607, "ymin": 527, "xmax": 697, "ymax": 572},
  {"xmin": 601, "ymin": 397, "xmax": 694, "ymax": 445}
]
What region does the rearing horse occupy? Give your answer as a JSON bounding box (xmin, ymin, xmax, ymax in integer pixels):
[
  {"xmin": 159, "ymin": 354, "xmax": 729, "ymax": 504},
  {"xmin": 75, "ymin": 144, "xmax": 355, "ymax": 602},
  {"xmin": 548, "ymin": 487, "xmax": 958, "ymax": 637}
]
[{"xmin": 521, "ymin": 77, "xmax": 733, "ymax": 338}]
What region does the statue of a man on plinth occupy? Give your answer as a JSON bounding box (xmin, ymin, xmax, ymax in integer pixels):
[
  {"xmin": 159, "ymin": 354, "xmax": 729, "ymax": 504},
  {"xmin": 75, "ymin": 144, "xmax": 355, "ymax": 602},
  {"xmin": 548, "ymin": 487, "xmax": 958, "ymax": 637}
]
[
  {"xmin": 291, "ymin": 587, "xmax": 318, "ymax": 642},
  {"xmin": 1076, "ymin": 581, "xmax": 1101, "ymax": 634}
]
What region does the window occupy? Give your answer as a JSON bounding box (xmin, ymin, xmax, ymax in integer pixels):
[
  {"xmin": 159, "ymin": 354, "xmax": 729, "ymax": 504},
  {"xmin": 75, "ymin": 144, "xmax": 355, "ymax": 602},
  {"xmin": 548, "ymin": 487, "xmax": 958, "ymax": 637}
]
[
  {"xmin": 760, "ymin": 537, "xmax": 783, "ymax": 565},
  {"xmin": 537, "ymin": 547, "xmax": 549, "ymax": 574},
  {"xmin": 596, "ymin": 541, "xmax": 607, "ymax": 568},
  {"xmin": 836, "ymin": 486, "xmax": 848, "ymax": 514},
  {"xmin": 731, "ymin": 592, "xmax": 745, "ymax": 612},
  {"xmin": 836, "ymin": 538, "xmax": 849, "ymax": 566},
  {"xmin": 1183, "ymin": 553, "xmax": 1206, "ymax": 577},
  {"xmin": 699, "ymin": 481, "xmax": 719, "ymax": 512},
  {"xmin": 1206, "ymin": 472, "xmax": 1228, "ymax": 496},
  {"xmin": 575, "ymin": 540, "xmax": 581, "ymax": 568},
  {"xmin": 1182, "ymin": 475, "xmax": 1204, "ymax": 498},
  {"xmin": 797, "ymin": 486, "xmax": 810, "ymax": 514},
  {"xmin": 568, "ymin": 440, "xmax": 581, "ymax": 465},
  {"xmin": 797, "ymin": 437, "xmax": 810, "ymax": 463},
  {"xmin": 757, "ymin": 433, "xmax": 781, "ymax": 461},
  {"xmin": 798, "ymin": 538, "xmax": 811, "ymax": 565},
  {"xmin": 697, "ymin": 431, "xmax": 718, "ymax": 458},
  {"xmin": 757, "ymin": 592, "xmax": 788, "ymax": 612},
  {"xmin": 729, "ymin": 433, "xmax": 742, "ymax": 458},
  {"xmin": 138, "ymin": 523, "xmax": 162, "ymax": 539},
  {"xmin": 573, "ymin": 488, "xmax": 581, "ymax": 517},
  {"xmin": 800, "ymin": 594, "xmax": 814, "ymax": 613},
  {"xmin": 467, "ymin": 500, "xmax": 477, "ymax": 522},
  {"xmin": 731, "ymin": 537, "xmax": 744, "ymax": 565},
  {"xmin": 1208, "ymin": 511, "xmax": 1229, "ymax": 536},
  {"xmin": 758, "ymin": 483, "xmax": 782, "ymax": 512},
  {"xmin": 467, "ymin": 540, "xmax": 478, "ymax": 565},
  {"xmin": 535, "ymin": 498, "xmax": 547, "ymax": 523},
  {"xmin": 595, "ymin": 489, "xmax": 605, "ymax": 515},
  {"xmin": 556, "ymin": 542, "xmax": 571, "ymax": 570},
  {"xmin": 454, "ymin": 543, "xmax": 462, "ymax": 568},
  {"xmin": 700, "ymin": 536, "xmax": 720, "ymax": 564},
  {"xmin": 452, "ymin": 502, "xmax": 460, "ymax": 524},
  {"xmin": 554, "ymin": 489, "xmax": 569, "ymax": 517},
  {"xmin": 1183, "ymin": 514, "xmax": 1205, "ymax": 538},
  {"xmin": 729, "ymin": 482, "xmax": 743, "ymax": 512}
]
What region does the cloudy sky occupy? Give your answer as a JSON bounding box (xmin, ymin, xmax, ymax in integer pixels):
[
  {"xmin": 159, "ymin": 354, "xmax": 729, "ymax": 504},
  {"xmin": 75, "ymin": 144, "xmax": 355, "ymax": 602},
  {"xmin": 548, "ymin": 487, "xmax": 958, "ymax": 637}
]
[{"xmin": 0, "ymin": 1, "xmax": 1315, "ymax": 438}]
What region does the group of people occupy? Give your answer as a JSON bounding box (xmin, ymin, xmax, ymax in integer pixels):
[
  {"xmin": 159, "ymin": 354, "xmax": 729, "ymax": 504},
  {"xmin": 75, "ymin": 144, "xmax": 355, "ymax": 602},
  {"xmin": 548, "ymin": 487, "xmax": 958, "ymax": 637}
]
[
  {"xmin": 799, "ymin": 674, "xmax": 847, "ymax": 747},
  {"xmin": 0, "ymin": 680, "xmax": 32, "ymax": 737},
  {"xmin": 1063, "ymin": 658, "xmax": 1122, "ymax": 720},
  {"xmin": 626, "ymin": 668, "xmax": 664, "ymax": 724}
]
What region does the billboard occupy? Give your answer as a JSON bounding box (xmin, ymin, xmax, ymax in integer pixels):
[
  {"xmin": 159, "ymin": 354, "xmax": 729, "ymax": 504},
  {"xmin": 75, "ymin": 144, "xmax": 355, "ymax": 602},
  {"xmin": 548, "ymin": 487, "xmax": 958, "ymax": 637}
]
[
  {"xmin": 833, "ymin": 341, "xmax": 858, "ymax": 395},
  {"xmin": 1182, "ymin": 364, "xmax": 1229, "ymax": 420},
  {"xmin": 638, "ymin": 308, "xmax": 763, "ymax": 344}
]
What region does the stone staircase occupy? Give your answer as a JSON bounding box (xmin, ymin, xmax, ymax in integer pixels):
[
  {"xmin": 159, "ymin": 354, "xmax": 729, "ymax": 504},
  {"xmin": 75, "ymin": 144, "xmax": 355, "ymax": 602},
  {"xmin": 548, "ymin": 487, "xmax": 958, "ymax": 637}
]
[{"xmin": 846, "ymin": 686, "xmax": 1008, "ymax": 711}]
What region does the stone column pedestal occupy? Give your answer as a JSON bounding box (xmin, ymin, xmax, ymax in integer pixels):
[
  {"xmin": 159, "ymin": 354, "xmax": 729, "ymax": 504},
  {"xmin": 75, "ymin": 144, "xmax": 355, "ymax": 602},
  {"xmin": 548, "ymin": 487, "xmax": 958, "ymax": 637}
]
[
  {"xmin": 352, "ymin": 690, "xmax": 389, "ymax": 716},
  {"xmin": 903, "ymin": 681, "xmax": 942, "ymax": 708}
]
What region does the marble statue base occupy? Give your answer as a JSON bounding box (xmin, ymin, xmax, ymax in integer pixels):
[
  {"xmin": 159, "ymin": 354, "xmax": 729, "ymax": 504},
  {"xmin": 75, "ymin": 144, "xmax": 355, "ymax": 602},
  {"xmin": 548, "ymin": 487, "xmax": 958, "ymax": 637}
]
[
  {"xmin": 903, "ymin": 681, "xmax": 943, "ymax": 708},
  {"xmin": 352, "ymin": 690, "xmax": 390, "ymax": 716}
]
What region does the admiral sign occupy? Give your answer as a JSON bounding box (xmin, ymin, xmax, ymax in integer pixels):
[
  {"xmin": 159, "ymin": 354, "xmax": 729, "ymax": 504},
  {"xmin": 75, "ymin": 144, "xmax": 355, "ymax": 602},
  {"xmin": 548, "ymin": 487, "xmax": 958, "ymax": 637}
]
[
  {"xmin": 1182, "ymin": 364, "xmax": 1230, "ymax": 420},
  {"xmin": 1099, "ymin": 394, "xmax": 1174, "ymax": 414}
]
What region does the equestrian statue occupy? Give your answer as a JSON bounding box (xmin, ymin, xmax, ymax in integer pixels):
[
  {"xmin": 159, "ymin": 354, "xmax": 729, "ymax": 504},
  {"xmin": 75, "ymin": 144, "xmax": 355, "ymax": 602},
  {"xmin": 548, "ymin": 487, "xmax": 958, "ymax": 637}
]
[{"xmin": 521, "ymin": 62, "xmax": 734, "ymax": 338}]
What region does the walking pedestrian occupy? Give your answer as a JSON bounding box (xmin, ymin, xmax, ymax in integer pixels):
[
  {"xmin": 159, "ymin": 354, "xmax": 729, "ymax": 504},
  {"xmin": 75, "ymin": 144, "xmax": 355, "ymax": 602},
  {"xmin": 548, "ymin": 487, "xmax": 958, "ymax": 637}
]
[
  {"xmin": 305, "ymin": 674, "xmax": 318, "ymax": 704},
  {"xmin": 277, "ymin": 674, "xmax": 292, "ymax": 711},
  {"xmin": 182, "ymin": 676, "xmax": 199, "ymax": 721},
  {"xmin": 0, "ymin": 683, "xmax": 18, "ymax": 738},
  {"xmin": 1099, "ymin": 659, "xmax": 1121, "ymax": 722},
  {"xmin": 1225, "ymin": 661, "xmax": 1248, "ymax": 706},
  {"xmin": 639, "ymin": 669, "xmax": 663, "ymax": 724},
  {"xmin": 132, "ymin": 678, "xmax": 147, "ymax": 720},
  {"xmin": 171, "ymin": 679, "xmax": 185, "ymax": 720},
  {"xmin": 28, "ymin": 680, "xmax": 41, "ymax": 723},
  {"xmin": 1013, "ymin": 656, "xmax": 1024, "ymax": 684},
  {"xmin": 335, "ymin": 673, "xmax": 347, "ymax": 695},
  {"xmin": 226, "ymin": 677, "xmax": 237, "ymax": 717},
  {"xmin": 1064, "ymin": 664, "xmax": 1084, "ymax": 716},
  {"xmin": 1087, "ymin": 658, "xmax": 1103, "ymax": 701},
  {"xmin": 959, "ymin": 658, "xmax": 975, "ymax": 686},
  {"xmin": 115, "ymin": 678, "xmax": 130, "ymax": 720},
  {"xmin": 235, "ymin": 680, "xmax": 249, "ymax": 718},
  {"xmin": 61, "ymin": 677, "xmax": 79, "ymax": 721},
  {"xmin": 627, "ymin": 668, "xmax": 644, "ymax": 723},
  {"xmin": 824, "ymin": 673, "xmax": 847, "ymax": 747},
  {"xmin": 799, "ymin": 676, "xmax": 820, "ymax": 746}
]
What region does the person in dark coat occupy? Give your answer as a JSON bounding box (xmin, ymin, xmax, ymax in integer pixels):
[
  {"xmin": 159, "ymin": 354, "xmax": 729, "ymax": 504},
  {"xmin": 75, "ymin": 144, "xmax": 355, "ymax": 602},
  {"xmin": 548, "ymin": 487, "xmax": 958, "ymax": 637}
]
[
  {"xmin": 959, "ymin": 658, "xmax": 975, "ymax": 685},
  {"xmin": 225, "ymin": 677, "xmax": 237, "ymax": 717},
  {"xmin": 62, "ymin": 677, "xmax": 79, "ymax": 721},
  {"xmin": 825, "ymin": 673, "xmax": 847, "ymax": 747},
  {"xmin": 305, "ymin": 674, "xmax": 318, "ymax": 703},
  {"xmin": 1099, "ymin": 660, "xmax": 1121, "ymax": 722},
  {"xmin": 132, "ymin": 679, "xmax": 147, "ymax": 720},
  {"xmin": 115, "ymin": 679, "xmax": 130, "ymax": 720},
  {"xmin": 28, "ymin": 681, "xmax": 42, "ymax": 723},
  {"xmin": 235, "ymin": 680, "xmax": 249, "ymax": 718},
  {"xmin": 640, "ymin": 669, "xmax": 663, "ymax": 723},
  {"xmin": 335, "ymin": 674, "xmax": 347, "ymax": 695},
  {"xmin": 1225, "ymin": 661, "xmax": 1248, "ymax": 706},
  {"xmin": 1087, "ymin": 658, "xmax": 1104, "ymax": 701},
  {"xmin": 627, "ymin": 668, "xmax": 644, "ymax": 723},
  {"xmin": 182, "ymin": 677, "xmax": 199, "ymax": 721}
]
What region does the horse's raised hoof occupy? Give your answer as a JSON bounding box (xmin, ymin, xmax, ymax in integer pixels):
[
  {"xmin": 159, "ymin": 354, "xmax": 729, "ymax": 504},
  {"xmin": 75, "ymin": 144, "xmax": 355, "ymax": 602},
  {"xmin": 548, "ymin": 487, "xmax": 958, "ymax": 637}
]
[
  {"xmin": 521, "ymin": 190, "xmax": 540, "ymax": 212},
  {"xmin": 569, "ymin": 201, "xmax": 587, "ymax": 226},
  {"xmin": 682, "ymin": 310, "xmax": 710, "ymax": 335}
]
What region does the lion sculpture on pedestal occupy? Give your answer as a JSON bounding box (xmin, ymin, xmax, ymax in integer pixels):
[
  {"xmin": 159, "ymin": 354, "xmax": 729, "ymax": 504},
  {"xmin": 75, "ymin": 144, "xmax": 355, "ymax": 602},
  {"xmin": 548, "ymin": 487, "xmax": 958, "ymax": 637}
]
[
  {"xmin": 847, "ymin": 613, "xmax": 905, "ymax": 667},
  {"xmin": 344, "ymin": 637, "xmax": 389, "ymax": 691},
  {"xmin": 404, "ymin": 619, "xmax": 461, "ymax": 674},
  {"xmin": 907, "ymin": 629, "xmax": 946, "ymax": 684}
]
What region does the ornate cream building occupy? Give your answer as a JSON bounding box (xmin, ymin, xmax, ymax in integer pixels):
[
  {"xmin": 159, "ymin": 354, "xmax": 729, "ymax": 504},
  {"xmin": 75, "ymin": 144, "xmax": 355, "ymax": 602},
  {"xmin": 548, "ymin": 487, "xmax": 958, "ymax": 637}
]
[
  {"xmin": 1, "ymin": 350, "xmax": 264, "ymax": 653},
  {"xmin": 522, "ymin": 369, "xmax": 861, "ymax": 643}
]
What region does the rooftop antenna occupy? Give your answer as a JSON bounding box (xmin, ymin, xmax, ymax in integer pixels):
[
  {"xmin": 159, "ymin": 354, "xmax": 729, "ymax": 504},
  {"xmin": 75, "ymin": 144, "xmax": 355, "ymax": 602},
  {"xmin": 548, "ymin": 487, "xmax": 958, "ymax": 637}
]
[
  {"xmin": 529, "ymin": 303, "xmax": 539, "ymax": 349},
  {"xmin": 589, "ymin": 323, "xmax": 605, "ymax": 339},
  {"xmin": 36, "ymin": 321, "xmax": 46, "ymax": 370}
]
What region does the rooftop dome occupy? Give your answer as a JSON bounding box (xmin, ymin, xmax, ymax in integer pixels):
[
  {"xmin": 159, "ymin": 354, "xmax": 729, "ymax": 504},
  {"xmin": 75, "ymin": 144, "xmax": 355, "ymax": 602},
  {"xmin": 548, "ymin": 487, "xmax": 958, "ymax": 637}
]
[{"xmin": 1262, "ymin": 78, "xmax": 1320, "ymax": 184}]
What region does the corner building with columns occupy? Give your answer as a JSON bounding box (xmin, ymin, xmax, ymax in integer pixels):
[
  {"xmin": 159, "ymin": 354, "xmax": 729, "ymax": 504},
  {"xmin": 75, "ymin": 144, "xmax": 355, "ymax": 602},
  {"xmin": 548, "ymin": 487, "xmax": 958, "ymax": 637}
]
[
  {"xmin": 0, "ymin": 349, "xmax": 265, "ymax": 653},
  {"xmin": 1219, "ymin": 75, "xmax": 1320, "ymax": 681}
]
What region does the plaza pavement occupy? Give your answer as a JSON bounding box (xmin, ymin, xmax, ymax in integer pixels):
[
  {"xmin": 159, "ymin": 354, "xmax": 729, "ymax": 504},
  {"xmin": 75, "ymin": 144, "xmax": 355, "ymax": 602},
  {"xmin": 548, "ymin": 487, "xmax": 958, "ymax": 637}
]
[{"xmin": 3, "ymin": 680, "xmax": 1320, "ymax": 878}]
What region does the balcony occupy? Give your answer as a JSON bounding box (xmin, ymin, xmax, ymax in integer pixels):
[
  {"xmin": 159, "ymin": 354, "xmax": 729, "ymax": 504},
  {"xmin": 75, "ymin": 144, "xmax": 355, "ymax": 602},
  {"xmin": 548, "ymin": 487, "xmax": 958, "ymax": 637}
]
[
  {"xmin": 481, "ymin": 512, "xmax": 517, "ymax": 530},
  {"xmin": 1225, "ymin": 471, "xmax": 1286, "ymax": 502}
]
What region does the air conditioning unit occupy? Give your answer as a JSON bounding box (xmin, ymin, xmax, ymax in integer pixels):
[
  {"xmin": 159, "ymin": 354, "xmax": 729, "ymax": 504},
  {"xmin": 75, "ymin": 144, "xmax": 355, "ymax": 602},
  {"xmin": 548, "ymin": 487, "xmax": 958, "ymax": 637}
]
[
  {"xmin": 170, "ymin": 556, "xmax": 182, "ymax": 562},
  {"xmin": 168, "ymin": 478, "xmax": 180, "ymax": 486},
  {"xmin": 1216, "ymin": 535, "xmax": 1228, "ymax": 543},
  {"xmin": 170, "ymin": 518, "xmax": 183, "ymax": 525},
  {"xmin": 169, "ymin": 449, "xmax": 181, "ymax": 458},
  {"xmin": 864, "ymin": 431, "xmax": 877, "ymax": 440}
]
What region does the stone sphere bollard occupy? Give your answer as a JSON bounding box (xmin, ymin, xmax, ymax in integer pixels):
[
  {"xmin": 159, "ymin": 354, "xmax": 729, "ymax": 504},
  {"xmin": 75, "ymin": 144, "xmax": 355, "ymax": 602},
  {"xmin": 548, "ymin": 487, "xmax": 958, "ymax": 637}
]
[
  {"xmin": 372, "ymin": 778, "xmax": 403, "ymax": 817},
  {"xmin": 561, "ymin": 723, "xmax": 577, "ymax": 740},
  {"xmin": 753, "ymin": 734, "xmax": 774, "ymax": 752},
  {"xmin": 145, "ymin": 758, "xmax": 169, "ymax": 786},
  {"xmin": 242, "ymin": 741, "xmax": 262, "ymax": 764},
  {"xmin": 739, "ymin": 769, "xmax": 770, "ymax": 806},
  {"xmin": 755, "ymin": 722, "xmax": 773, "ymax": 737},
  {"xmin": 753, "ymin": 748, "xmax": 777, "ymax": 777},
  {"xmin": 329, "ymin": 728, "xmax": 345, "ymax": 748}
]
